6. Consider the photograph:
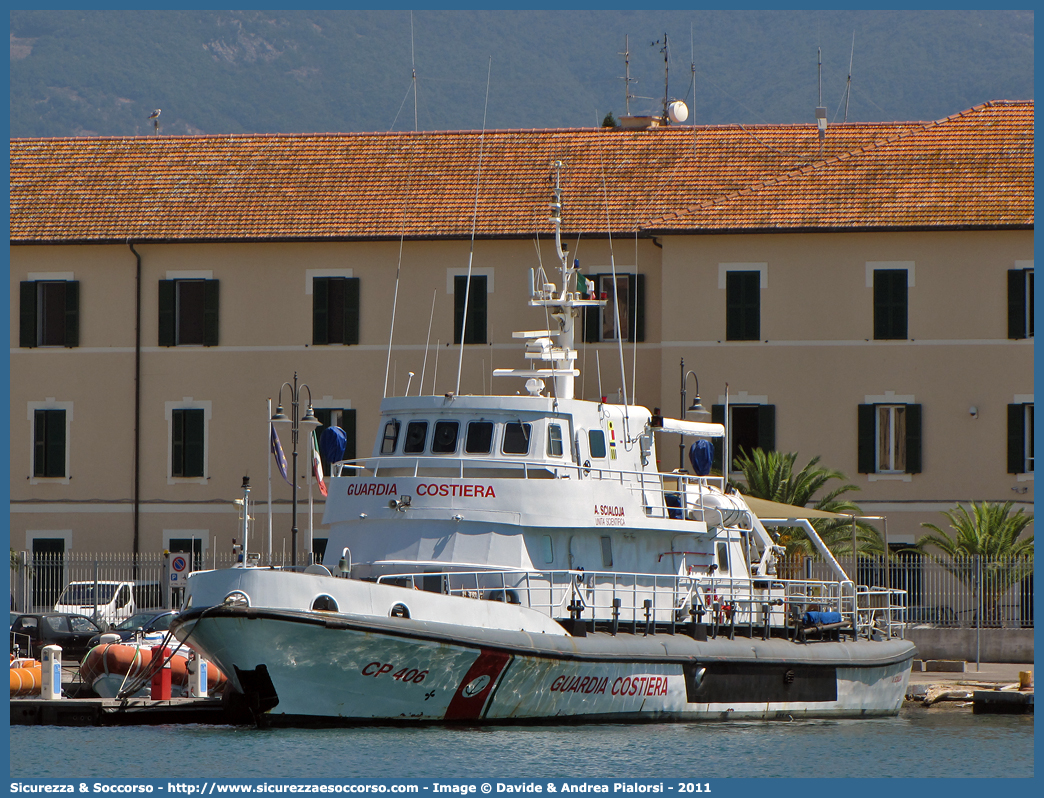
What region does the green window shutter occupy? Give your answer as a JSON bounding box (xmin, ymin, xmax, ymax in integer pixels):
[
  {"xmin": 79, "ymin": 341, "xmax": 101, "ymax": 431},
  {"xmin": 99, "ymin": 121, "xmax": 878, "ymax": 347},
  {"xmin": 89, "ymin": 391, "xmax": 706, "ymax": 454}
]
[
  {"xmin": 172, "ymin": 409, "xmax": 185, "ymax": 476},
  {"xmin": 904, "ymin": 403, "xmax": 922, "ymax": 474},
  {"xmin": 1008, "ymin": 269, "xmax": 1027, "ymax": 339},
  {"xmin": 1008, "ymin": 403, "xmax": 1026, "ymax": 474},
  {"xmin": 627, "ymin": 273, "xmax": 645, "ymax": 343},
  {"xmin": 711, "ymin": 404, "xmax": 725, "ymax": 473},
  {"xmin": 33, "ymin": 409, "xmax": 46, "ymax": 477},
  {"xmin": 857, "ymin": 404, "xmax": 876, "ymax": 473},
  {"xmin": 757, "ymin": 404, "xmax": 776, "ymax": 451},
  {"xmin": 582, "ymin": 280, "xmax": 601, "ymax": 343},
  {"xmin": 203, "ymin": 279, "xmax": 220, "ymax": 346},
  {"xmin": 344, "ymin": 277, "xmax": 360, "ymax": 345},
  {"xmin": 46, "ymin": 410, "xmax": 66, "ymax": 478},
  {"xmin": 158, "ymin": 280, "xmax": 176, "ymax": 346},
  {"xmin": 342, "ymin": 409, "xmax": 357, "ymax": 461},
  {"xmin": 184, "ymin": 409, "xmax": 205, "ymax": 477},
  {"xmin": 453, "ymin": 275, "xmax": 466, "ymax": 344},
  {"xmin": 20, "ymin": 281, "xmax": 37, "ymax": 348},
  {"xmin": 313, "ymin": 278, "xmax": 329, "ymax": 345},
  {"xmin": 64, "ymin": 280, "xmax": 79, "ymax": 348}
]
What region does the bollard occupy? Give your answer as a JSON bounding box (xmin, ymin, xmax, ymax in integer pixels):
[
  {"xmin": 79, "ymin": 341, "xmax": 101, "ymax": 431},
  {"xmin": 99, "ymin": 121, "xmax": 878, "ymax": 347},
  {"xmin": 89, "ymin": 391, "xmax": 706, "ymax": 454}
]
[
  {"xmin": 150, "ymin": 645, "xmax": 173, "ymax": 700},
  {"xmin": 40, "ymin": 645, "xmax": 63, "ymax": 700},
  {"xmin": 187, "ymin": 650, "xmax": 209, "ymax": 698}
]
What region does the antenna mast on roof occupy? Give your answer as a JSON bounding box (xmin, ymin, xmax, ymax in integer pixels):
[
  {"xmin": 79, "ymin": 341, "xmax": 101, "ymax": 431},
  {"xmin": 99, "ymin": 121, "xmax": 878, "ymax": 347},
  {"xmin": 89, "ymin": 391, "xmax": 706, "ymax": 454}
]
[
  {"xmin": 815, "ymin": 48, "xmax": 827, "ymax": 156},
  {"xmin": 619, "ymin": 35, "xmax": 635, "ymax": 116},
  {"xmin": 844, "ymin": 32, "xmax": 855, "ymax": 123},
  {"xmin": 660, "ymin": 33, "xmax": 669, "ymax": 123}
]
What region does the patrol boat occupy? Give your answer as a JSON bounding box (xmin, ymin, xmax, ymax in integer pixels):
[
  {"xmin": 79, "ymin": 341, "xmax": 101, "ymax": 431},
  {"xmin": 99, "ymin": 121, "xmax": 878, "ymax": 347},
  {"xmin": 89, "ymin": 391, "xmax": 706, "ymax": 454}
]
[{"xmin": 171, "ymin": 177, "xmax": 916, "ymax": 725}]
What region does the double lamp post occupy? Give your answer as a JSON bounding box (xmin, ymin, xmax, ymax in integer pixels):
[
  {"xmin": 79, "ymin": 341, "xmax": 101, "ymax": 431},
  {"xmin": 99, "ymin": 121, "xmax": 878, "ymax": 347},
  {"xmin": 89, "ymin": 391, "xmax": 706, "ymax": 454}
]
[{"xmin": 272, "ymin": 372, "xmax": 319, "ymax": 567}]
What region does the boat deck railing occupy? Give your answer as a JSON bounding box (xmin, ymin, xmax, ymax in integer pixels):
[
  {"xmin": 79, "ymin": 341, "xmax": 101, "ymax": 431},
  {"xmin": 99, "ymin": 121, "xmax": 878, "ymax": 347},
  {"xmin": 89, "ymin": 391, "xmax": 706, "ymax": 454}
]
[
  {"xmin": 333, "ymin": 455, "xmax": 736, "ymax": 525},
  {"xmin": 374, "ymin": 567, "xmax": 907, "ymax": 640}
]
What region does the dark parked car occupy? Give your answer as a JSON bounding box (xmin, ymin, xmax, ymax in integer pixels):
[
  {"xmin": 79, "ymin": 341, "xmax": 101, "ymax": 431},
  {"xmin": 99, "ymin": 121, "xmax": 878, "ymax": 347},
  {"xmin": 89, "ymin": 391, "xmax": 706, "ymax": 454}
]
[
  {"xmin": 86, "ymin": 610, "xmax": 176, "ymax": 648},
  {"xmin": 10, "ymin": 612, "xmax": 103, "ymax": 662}
]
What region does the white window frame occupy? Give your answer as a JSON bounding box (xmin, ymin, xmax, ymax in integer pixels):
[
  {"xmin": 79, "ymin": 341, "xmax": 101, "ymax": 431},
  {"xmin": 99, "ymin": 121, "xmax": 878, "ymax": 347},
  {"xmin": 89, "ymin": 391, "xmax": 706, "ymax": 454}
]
[
  {"xmin": 864, "ymin": 391, "xmax": 915, "ymax": 482},
  {"xmin": 165, "ymin": 398, "xmax": 212, "ymax": 485},
  {"xmin": 27, "ymin": 399, "xmax": 73, "ymax": 485}
]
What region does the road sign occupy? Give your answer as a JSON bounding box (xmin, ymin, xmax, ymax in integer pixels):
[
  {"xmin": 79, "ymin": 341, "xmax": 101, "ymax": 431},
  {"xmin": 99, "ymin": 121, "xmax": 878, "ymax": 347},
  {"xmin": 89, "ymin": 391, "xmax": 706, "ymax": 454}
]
[{"xmin": 171, "ymin": 554, "xmax": 190, "ymax": 586}]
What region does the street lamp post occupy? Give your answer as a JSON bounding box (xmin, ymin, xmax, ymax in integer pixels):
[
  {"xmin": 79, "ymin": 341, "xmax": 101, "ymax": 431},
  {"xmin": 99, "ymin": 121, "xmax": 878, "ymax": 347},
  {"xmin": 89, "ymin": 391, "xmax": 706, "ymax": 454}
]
[
  {"xmin": 679, "ymin": 357, "xmax": 710, "ymax": 470},
  {"xmin": 271, "ymin": 372, "xmax": 319, "ymax": 567}
]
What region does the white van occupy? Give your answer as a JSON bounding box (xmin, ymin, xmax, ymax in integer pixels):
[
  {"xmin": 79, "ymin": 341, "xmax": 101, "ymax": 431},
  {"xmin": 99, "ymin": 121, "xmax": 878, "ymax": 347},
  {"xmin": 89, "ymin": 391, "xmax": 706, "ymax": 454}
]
[{"xmin": 54, "ymin": 581, "xmax": 137, "ymax": 627}]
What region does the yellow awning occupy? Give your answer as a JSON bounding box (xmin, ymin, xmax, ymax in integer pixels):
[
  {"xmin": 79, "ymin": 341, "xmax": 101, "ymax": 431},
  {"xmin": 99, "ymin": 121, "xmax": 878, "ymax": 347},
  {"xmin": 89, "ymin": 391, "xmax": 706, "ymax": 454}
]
[{"xmin": 740, "ymin": 494, "xmax": 853, "ymax": 521}]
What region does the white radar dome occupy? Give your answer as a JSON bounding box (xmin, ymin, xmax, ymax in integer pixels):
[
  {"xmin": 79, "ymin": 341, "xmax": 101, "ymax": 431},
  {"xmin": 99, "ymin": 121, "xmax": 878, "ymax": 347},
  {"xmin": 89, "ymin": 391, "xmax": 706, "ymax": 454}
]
[{"xmin": 667, "ymin": 101, "xmax": 689, "ymax": 124}]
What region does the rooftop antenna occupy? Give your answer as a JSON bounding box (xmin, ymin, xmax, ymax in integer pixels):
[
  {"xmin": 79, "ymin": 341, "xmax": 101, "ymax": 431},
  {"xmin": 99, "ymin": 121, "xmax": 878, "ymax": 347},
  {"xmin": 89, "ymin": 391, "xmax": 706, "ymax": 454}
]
[
  {"xmin": 148, "ymin": 109, "xmax": 161, "ymax": 135},
  {"xmin": 455, "ymin": 56, "xmax": 493, "ymax": 398},
  {"xmin": 844, "ymin": 31, "xmax": 855, "ymax": 123},
  {"xmin": 659, "ymin": 33, "xmax": 670, "ymax": 123},
  {"xmin": 619, "ymin": 35, "xmax": 636, "ymax": 116},
  {"xmin": 411, "ymin": 11, "xmax": 418, "ymax": 132},
  {"xmin": 815, "ymin": 47, "xmax": 827, "ymax": 156}
]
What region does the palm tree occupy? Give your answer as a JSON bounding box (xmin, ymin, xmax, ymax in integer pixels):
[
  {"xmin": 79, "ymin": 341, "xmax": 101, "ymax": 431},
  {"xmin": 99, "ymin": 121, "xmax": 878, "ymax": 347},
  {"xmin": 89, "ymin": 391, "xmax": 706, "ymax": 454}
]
[
  {"xmin": 916, "ymin": 501, "xmax": 1033, "ymax": 626},
  {"xmin": 732, "ymin": 448, "xmax": 881, "ymax": 558}
]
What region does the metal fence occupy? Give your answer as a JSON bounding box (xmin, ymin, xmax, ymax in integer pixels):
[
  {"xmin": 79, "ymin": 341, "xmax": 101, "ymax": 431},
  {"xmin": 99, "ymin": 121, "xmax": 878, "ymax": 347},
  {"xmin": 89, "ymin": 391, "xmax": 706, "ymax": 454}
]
[
  {"xmin": 9, "ymin": 549, "xmax": 316, "ymax": 619},
  {"xmin": 9, "ymin": 550, "xmax": 1034, "ymax": 629},
  {"xmin": 792, "ymin": 553, "xmax": 1034, "ymax": 629}
]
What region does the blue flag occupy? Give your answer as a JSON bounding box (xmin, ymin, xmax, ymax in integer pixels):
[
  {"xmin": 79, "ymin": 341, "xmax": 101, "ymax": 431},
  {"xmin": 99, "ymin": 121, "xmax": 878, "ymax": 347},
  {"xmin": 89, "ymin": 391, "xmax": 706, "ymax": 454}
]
[{"xmin": 271, "ymin": 425, "xmax": 291, "ymax": 485}]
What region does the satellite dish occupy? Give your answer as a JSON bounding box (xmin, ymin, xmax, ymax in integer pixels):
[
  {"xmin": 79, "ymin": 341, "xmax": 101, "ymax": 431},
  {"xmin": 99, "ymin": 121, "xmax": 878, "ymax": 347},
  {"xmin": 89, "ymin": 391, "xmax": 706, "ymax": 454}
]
[{"xmin": 667, "ymin": 101, "xmax": 689, "ymax": 124}]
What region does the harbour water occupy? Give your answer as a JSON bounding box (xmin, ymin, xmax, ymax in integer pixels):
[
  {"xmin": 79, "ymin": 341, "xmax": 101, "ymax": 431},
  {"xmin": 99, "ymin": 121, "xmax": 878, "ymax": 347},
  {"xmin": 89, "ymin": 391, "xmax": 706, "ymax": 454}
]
[{"xmin": 9, "ymin": 707, "xmax": 1033, "ymax": 779}]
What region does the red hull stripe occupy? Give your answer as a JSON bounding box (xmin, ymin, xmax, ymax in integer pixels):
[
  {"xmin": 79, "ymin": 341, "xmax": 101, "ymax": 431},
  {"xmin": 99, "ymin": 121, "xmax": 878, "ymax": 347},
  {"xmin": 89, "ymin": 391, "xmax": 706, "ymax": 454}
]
[{"xmin": 443, "ymin": 649, "xmax": 512, "ymax": 720}]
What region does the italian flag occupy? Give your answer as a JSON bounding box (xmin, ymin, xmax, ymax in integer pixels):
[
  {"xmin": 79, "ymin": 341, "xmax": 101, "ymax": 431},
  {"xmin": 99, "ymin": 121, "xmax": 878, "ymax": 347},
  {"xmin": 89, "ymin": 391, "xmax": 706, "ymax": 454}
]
[{"xmin": 311, "ymin": 430, "xmax": 327, "ymax": 497}]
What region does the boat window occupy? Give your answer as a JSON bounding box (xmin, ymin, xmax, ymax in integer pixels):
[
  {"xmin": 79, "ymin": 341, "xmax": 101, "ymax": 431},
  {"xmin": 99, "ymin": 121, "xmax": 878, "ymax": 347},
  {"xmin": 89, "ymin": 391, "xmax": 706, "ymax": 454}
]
[
  {"xmin": 403, "ymin": 421, "xmax": 428, "ymax": 454},
  {"xmin": 542, "ymin": 535, "xmax": 554, "ymax": 564},
  {"xmin": 380, "ymin": 421, "xmax": 400, "ymax": 454},
  {"xmin": 465, "ymin": 421, "xmax": 494, "ymax": 454},
  {"xmin": 547, "ymin": 424, "xmax": 564, "ymax": 457},
  {"xmin": 716, "ymin": 541, "xmax": 730, "ymax": 575},
  {"xmin": 600, "ymin": 536, "xmax": 614, "ymax": 568},
  {"xmin": 431, "ymin": 421, "xmax": 460, "ymax": 454},
  {"xmin": 502, "ymin": 422, "xmax": 532, "ymax": 455},
  {"xmin": 311, "ymin": 595, "xmax": 338, "ymax": 612},
  {"xmin": 589, "ymin": 429, "xmax": 607, "ymax": 458}
]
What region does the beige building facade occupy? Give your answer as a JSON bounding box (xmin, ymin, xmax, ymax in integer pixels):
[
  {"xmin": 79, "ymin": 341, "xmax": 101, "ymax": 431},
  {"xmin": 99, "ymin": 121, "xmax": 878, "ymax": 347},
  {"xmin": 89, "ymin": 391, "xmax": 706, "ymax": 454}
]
[{"xmin": 10, "ymin": 101, "xmax": 1033, "ymax": 560}]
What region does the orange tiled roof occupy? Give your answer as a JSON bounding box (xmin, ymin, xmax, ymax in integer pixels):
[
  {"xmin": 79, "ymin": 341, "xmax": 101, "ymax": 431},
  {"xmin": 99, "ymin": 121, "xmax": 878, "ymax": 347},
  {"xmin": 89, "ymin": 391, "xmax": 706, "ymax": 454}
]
[{"xmin": 9, "ymin": 101, "xmax": 1031, "ymax": 244}]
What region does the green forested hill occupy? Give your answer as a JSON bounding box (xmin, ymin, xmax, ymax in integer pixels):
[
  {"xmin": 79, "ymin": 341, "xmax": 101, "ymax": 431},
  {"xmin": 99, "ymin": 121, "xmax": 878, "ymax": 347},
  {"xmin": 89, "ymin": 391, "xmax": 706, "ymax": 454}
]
[{"xmin": 9, "ymin": 9, "xmax": 1033, "ymax": 138}]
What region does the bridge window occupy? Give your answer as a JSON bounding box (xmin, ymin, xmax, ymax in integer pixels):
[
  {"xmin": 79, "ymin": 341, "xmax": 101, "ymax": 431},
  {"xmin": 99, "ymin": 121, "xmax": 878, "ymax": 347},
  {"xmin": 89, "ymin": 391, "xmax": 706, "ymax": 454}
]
[
  {"xmin": 404, "ymin": 421, "xmax": 428, "ymax": 454},
  {"xmin": 502, "ymin": 422, "xmax": 532, "ymax": 455},
  {"xmin": 432, "ymin": 421, "xmax": 459, "ymax": 454},
  {"xmin": 589, "ymin": 429, "xmax": 607, "ymax": 459},
  {"xmin": 380, "ymin": 421, "xmax": 400, "ymax": 454},
  {"xmin": 600, "ymin": 536, "xmax": 613, "ymax": 568},
  {"xmin": 465, "ymin": 421, "xmax": 494, "ymax": 454},
  {"xmin": 547, "ymin": 424, "xmax": 564, "ymax": 457}
]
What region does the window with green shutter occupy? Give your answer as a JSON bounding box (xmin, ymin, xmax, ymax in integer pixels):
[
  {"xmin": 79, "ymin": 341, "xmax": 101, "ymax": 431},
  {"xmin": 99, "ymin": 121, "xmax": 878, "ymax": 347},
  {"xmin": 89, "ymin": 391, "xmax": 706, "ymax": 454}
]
[
  {"xmin": 33, "ymin": 409, "xmax": 67, "ymax": 478},
  {"xmin": 171, "ymin": 408, "xmax": 205, "ymax": 478},
  {"xmin": 313, "ymin": 277, "xmax": 360, "ymax": 345},
  {"xmin": 1008, "ymin": 269, "xmax": 1033, "ymax": 339},
  {"xmin": 1008, "ymin": 403, "xmax": 1034, "ymax": 474},
  {"xmin": 454, "ymin": 275, "xmax": 488, "ymax": 344},
  {"xmin": 20, "ymin": 280, "xmax": 79, "ymax": 348},
  {"xmin": 726, "ymin": 271, "xmax": 760, "ymax": 341},
  {"xmin": 710, "ymin": 403, "xmax": 775, "ymax": 473},
  {"xmin": 873, "ymin": 270, "xmax": 908, "ymax": 340},
  {"xmin": 159, "ymin": 279, "xmax": 219, "ymax": 346},
  {"xmin": 580, "ymin": 273, "xmax": 645, "ymax": 343},
  {"xmin": 857, "ymin": 403, "xmax": 921, "ymax": 474}
]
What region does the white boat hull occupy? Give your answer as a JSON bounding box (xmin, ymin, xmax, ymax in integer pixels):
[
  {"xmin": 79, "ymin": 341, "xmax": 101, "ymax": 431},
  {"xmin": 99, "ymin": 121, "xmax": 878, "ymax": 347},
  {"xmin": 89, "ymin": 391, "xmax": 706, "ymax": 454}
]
[{"xmin": 174, "ymin": 603, "xmax": 914, "ymax": 724}]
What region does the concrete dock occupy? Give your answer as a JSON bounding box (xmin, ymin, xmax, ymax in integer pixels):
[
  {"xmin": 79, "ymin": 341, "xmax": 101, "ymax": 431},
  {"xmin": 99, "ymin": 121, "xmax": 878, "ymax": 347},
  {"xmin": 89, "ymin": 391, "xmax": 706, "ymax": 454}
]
[{"xmin": 906, "ymin": 661, "xmax": 1034, "ymax": 713}]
